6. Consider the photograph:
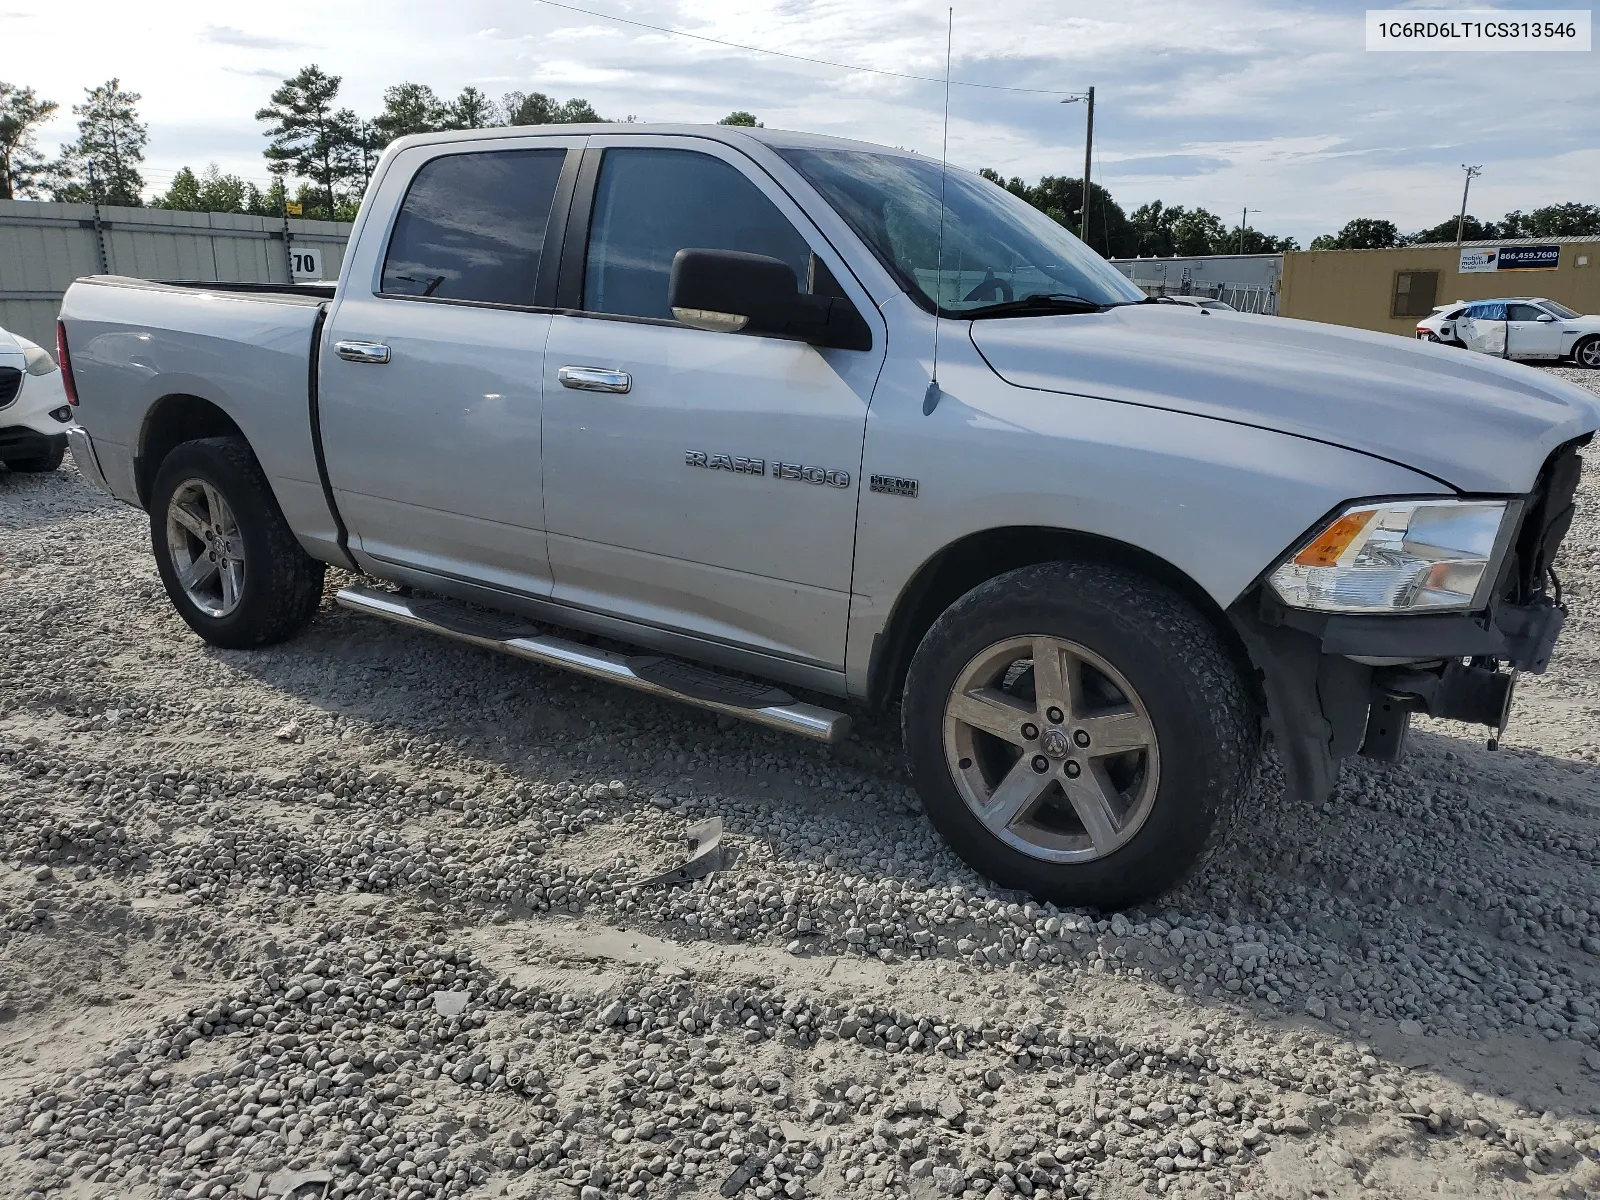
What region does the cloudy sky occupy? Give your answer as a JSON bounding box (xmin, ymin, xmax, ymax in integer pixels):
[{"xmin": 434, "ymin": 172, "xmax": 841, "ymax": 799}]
[{"xmin": 3, "ymin": 0, "xmax": 1595, "ymax": 242}]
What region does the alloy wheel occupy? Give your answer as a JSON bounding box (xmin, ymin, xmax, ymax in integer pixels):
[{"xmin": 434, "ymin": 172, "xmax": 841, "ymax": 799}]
[
  {"xmin": 942, "ymin": 635, "xmax": 1161, "ymax": 863},
  {"xmin": 165, "ymin": 479, "xmax": 246, "ymax": 618}
]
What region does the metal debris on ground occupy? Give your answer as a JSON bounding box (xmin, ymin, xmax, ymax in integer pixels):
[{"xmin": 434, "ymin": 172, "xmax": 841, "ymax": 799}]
[
  {"xmin": 239, "ymin": 1169, "xmax": 333, "ymax": 1199},
  {"xmin": 720, "ymin": 1151, "xmax": 769, "ymax": 1196},
  {"xmin": 634, "ymin": 816, "xmax": 725, "ymax": 888}
]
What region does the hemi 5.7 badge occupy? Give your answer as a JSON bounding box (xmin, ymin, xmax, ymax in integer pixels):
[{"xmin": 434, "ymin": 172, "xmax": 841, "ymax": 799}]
[{"xmin": 869, "ymin": 474, "xmax": 919, "ymax": 498}]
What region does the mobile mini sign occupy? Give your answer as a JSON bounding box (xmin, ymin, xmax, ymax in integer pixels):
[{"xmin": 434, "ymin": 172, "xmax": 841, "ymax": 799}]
[{"xmin": 1458, "ymin": 244, "xmax": 1561, "ymax": 273}]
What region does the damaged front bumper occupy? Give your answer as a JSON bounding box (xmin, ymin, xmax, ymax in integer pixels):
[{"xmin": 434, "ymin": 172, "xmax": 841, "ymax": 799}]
[{"xmin": 1231, "ymin": 436, "xmax": 1584, "ymax": 803}]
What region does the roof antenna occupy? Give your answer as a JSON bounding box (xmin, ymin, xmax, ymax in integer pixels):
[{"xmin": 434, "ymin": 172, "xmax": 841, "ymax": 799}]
[{"xmin": 923, "ymin": 7, "xmax": 953, "ymax": 417}]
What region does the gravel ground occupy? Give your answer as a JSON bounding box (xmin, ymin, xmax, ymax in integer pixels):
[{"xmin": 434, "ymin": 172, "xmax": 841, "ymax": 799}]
[{"xmin": 2, "ymin": 367, "xmax": 1599, "ymax": 1200}]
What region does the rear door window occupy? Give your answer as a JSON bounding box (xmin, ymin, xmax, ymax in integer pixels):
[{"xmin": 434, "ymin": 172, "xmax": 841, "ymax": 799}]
[
  {"xmin": 581, "ymin": 148, "xmax": 813, "ymax": 321},
  {"xmin": 381, "ymin": 149, "xmax": 567, "ymax": 306}
]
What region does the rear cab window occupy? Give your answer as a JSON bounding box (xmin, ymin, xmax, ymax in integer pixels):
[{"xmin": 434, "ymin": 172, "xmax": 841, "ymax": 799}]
[{"xmin": 381, "ymin": 149, "xmax": 568, "ymax": 307}]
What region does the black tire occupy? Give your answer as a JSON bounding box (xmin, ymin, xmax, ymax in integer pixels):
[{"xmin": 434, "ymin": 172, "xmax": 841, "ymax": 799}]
[
  {"xmin": 902, "ymin": 561, "xmax": 1259, "ymax": 910},
  {"xmin": 1573, "ymin": 335, "xmax": 1600, "ymax": 370},
  {"xmin": 4, "ymin": 440, "xmax": 66, "ymax": 472},
  {"xmin": 150, "ymin": 436, "xmax": 325, "ymax": 649}
]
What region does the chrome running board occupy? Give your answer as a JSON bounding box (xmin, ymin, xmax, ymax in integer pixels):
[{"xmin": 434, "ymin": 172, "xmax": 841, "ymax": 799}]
[{"xmin": 334, "ymin": 586, "xmax": 851, "ymax": 744}]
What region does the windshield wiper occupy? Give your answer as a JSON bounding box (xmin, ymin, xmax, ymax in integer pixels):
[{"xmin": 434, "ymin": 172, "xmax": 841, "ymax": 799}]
[{"xmin": 963, "ymin": 292, "xmax": 1104, "ymax": 319}]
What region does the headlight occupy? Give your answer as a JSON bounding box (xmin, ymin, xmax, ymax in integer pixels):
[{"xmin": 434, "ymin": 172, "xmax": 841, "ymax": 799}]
[
  {"xmin": 22, "ymin": 343, "xmax": 58, "ymax": 375},
  {"xmin": 1268, "ymin": 499, "xmax": 1511, "ymax": 613}
]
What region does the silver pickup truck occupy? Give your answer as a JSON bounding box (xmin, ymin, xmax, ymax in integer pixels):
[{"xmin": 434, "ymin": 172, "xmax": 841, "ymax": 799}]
[{"xmin": 59, "ymin": 124, "xmax": 1598, "ymax": 908}]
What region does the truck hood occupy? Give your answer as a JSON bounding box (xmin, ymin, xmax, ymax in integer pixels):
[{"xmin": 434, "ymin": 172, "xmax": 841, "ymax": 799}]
[{"xmin": 969, "ymin": 306, "xmax": 1600, "ymax": 493}]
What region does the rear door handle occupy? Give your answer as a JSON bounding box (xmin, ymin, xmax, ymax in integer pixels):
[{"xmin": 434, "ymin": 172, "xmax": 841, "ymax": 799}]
[
  {"xmin": 335, "ymin": 340, "xmax": 391, "ymax": 364},
  {"xmin": 558, "ymin": 365, "xmax": 631, "ymax": 393}
]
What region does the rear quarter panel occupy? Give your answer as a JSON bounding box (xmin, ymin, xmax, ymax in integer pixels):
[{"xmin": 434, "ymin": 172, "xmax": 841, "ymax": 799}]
[{"xmin": 59, "ymin": 279, "xmax": 338, "ymax": 554}]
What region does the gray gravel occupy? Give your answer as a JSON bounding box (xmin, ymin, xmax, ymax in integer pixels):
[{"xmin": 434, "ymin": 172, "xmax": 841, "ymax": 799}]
[{"xmin": 2, "ymin": 365, "xmax": 1599, "ymax": 1199}]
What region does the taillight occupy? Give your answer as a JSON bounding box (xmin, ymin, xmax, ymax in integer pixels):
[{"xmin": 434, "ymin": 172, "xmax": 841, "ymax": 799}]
[{"xmin": 56, "ymin": 320, "xmax": 79, "ymax": 406}]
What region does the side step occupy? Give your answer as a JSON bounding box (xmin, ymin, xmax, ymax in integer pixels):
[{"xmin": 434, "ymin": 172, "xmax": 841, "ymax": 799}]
[{"xmin": 334, "ymin": 586, "xmax": 851, "ymax": 744}]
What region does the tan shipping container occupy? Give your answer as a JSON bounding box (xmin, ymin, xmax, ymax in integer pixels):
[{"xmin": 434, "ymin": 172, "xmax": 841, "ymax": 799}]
[{"xmin": 1279, "ymin": 239, "xmax": 1600, "ymax": 337}]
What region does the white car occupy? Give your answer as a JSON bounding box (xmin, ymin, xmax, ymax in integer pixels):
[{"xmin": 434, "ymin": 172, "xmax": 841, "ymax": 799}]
[
  {"xmin": 1453, "ymin": 297, "xmax": 1600, "ymax": 368},
  {"xmin": 1415, "ymin": 301, "xmax": 1469, "ymax": 345},
  {"xmin": 0, "ymin": 324, "xmax": 73, "ymax": 472}
]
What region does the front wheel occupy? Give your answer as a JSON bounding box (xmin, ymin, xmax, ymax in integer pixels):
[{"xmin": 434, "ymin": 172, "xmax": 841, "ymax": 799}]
[
  {"xmin": 902, "ymin": 562, "xmax": 1259, "ymax": 910},
  {"xmin": 1574, "ymin": 335, "xmax": 1600, "ymax": 370},
  {"xmin": 150, "ymin": 436, "xmax": 325, "ymax": 649}
]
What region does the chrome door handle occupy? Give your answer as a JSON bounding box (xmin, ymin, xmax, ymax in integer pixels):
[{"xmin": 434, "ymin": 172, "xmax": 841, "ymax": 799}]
[
  {"xmin": 335, "ymin": 340, "xmax": 391, "ymax": 364},
  {"xmin": 558, "ymin": 365, "xmax": 631, "ymax": 393}
]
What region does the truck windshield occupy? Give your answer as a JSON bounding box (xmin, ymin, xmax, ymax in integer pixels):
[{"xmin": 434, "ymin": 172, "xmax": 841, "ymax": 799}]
[{"xmin": 778, "ymin": 147, "xmax": 1145, "ymax": 317}]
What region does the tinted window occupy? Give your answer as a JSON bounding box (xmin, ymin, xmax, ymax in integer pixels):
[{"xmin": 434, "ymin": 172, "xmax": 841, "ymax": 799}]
[
  {"xmin": 1507, "ymin": 303, "xmax": 1545, "ymax": 321},
  {"xmin": 381, "ymin": 149, "xmax": 566, "ymax": 305},
  {"xmin": 1543, "ymin": 300, "xmax": 1579, "ymax": 319},
  {"xmin": 583, "ymin": 148, "xmax": 812, "ymax": 320}
]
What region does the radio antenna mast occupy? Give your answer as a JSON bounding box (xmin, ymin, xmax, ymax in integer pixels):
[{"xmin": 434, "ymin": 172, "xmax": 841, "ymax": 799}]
[{"xmin": 923, "ymin": 7, "xmax": 953, "ymax": 416}]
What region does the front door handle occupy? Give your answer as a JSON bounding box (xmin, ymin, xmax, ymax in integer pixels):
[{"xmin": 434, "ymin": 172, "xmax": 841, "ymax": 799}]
[
  {"xmin": 558, "ymin": 365, "xmax": 631, "ymax": 393},
  {"xmin": 335, "ymin": 340, "xmax": 391, "ymax": 365}
]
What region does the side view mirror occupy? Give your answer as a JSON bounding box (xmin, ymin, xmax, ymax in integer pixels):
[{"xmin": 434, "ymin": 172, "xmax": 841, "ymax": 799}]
[
  {"xmin": 1536, "ymin": 314, "xmax": 1557, "ymax": 322},
  {"xmin": 669, "ymin": 249, "xmax": 871, "ymax": 350}
]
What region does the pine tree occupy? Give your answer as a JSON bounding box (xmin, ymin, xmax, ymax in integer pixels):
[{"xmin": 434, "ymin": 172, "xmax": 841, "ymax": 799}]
[
  {"xmin": 256, "ymin": 65, "xmax": 364, "ymax": 220},
  {"xmin": 52, "ymin": 78, "xmax": 147, "ymax": 206},
  {"xmin": 0, "ymin": 81, "xmax": 58, "ymax": 200}
]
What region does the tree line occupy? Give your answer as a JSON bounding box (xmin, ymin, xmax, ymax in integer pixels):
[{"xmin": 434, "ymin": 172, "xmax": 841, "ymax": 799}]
[
  {"xmin": 0, "ymin": 68, "xmax": 762, "ymax": 221},
  {"xmin": 3, "ymin": 71, "xmax": 1596, "ymax": 249},
  {"xmin": 1308, "ymin": 206, "xmax": 1600, "ymax": 250}
]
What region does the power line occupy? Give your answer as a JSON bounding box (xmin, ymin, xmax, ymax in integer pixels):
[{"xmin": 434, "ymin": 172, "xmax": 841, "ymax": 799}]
[{"xmin": 528, "ymin": 0, "xmax": 1085, "ymax": 95}]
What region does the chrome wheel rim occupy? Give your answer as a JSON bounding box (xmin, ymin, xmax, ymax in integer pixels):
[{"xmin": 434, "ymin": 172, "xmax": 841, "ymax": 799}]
[
  {"xmin": 1580, "ymin": 340, "xmax": 1600, "ymax": 368},
  {"xmin": 166, "ymin": 479, "xmax": 245, "ymax": 618},
  {"xmin": 942, "ymin": 635, "xmax": 1161, "ymax": 864}
]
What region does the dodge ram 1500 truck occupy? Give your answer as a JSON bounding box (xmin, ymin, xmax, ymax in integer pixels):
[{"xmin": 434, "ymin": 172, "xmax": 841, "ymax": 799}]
[{"xmin": 59, "ymin": 124, "xmax": 1598, "ymax": 908}]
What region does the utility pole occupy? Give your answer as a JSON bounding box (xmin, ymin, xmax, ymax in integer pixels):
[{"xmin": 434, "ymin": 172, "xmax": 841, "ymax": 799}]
[
  {"xmin": 1456, "ymin": 164, "xmax": 1482, "ymax": 245},
  {"xmin": 1061, "ymin": 87, "xmax": 1095, "ymax": 244},
  {"xmin": 1238, "ymin": 206, "xmax": 1258, "ymax": 255},
  {"xmin": 1080, "ymin": 86, "xmax": 1094, "ymax": 242},
  {"xmin": 86, "ymin": 160, "xmax": 109, "ymax": 274}
]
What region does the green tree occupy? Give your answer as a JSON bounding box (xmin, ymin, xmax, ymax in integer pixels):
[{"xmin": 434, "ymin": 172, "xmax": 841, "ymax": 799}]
[
  {"xmin": 718, "ymin": 111, "xmax": 762, "ymax": 127},
  {"xmin": 444, "ymin": 86, "xmax": 498, "ymax": 130},
  {"xmin": 499, "ymin": 91, "xmax": 605, "ymax": 125},
  {"xmin": 1309, "ymin": 217, "xmax": 1399, "ymax": 250},
  {"xmin": 256, "ymin": 65, "xmax": 364, "ymax": 221},
  {"xmin": 1129, "ymin": 200, "xmax": 1181, "ymax": 257},
  {"xmin": 1168, "ymin": 207, "xmax": 1228, "ymax": 256},
  {"xmin": 52, "ymin": 78, "xmax": 147, "ymax": 206},
  {"xmin": 0, "ymin": 81, "xmax": 57, "ymax": 200},
  {"xmin": 373, "ymin": 82, "xmax": 447, "ymax": 145},
  {"xmin": 1502, "ymin": 202, "xmax": 1600, "ymax": 238},
  {"xmin": 978, "ymin": 168, "xmax": 1134, "ymax": 257},
  {"xmin": 151, "ymin": 163, "xmax": 271, "ymax": 214},
  {"xmin": 1236, "ymin": 227, "xmax": 1300, "ymax": 253},
  {"xmin": 1404, "ymin": 215, "xmax": 1500, "ymax": 244}
]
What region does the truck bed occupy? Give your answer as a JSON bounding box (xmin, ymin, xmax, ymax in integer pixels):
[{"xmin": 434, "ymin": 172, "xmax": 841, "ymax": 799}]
[{"xmin": 58, "ymin": 274, "xmax": 345, "ymax": 564}]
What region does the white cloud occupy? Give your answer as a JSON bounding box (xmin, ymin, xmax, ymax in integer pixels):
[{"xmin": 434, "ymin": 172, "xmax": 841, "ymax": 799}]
[{"xmin": 1, "ymin": 0, "xmax": 1592, "ymax": 239}]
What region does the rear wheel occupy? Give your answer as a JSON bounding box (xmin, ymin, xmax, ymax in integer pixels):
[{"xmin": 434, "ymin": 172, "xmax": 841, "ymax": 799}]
[
  {"xmin": 150, "ymin": 436, "xmax": 325, "ymax": 648},
  {"xmin": 1575, "ymin": 335, "xmax": 1600, "ymax": 370},
  {"xmin": 902, "ymin": 561, "xmax": 1259, "ymax": 910}
]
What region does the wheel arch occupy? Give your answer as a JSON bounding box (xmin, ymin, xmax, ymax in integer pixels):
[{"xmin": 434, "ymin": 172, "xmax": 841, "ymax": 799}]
[
  {"xmin": 865, "ymin": 525, "xmax": 1257, "ymax": 711},
  {"xmin": 135, "ymin": 393, "xmax": 245, "ymax": 507}
]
